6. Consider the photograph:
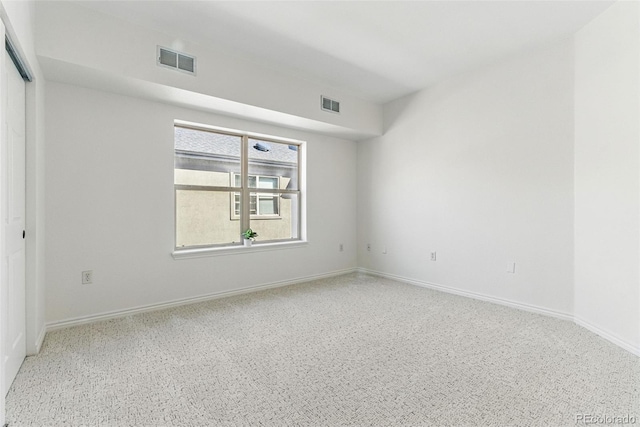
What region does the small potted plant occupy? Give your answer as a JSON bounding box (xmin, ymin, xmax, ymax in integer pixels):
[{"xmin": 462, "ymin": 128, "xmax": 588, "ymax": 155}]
[{"xmin": 242, "ymin": 228, "xmax": 258, "ymax": 247}]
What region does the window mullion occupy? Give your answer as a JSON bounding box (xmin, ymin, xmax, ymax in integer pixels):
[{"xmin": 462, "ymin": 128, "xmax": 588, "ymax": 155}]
[{"xmin": 241, "ymin": 135, "xmax": 250, "ymax": 236}]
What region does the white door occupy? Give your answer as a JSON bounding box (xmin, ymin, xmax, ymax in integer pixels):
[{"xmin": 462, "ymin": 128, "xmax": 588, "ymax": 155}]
[{"xmin": 2, "ymin": 49, "xmax": 26, "ymax": 396}]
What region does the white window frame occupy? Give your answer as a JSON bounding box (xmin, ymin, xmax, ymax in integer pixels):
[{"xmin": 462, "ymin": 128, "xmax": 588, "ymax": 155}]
[{"xmin": 172, "ymin": 121, "xmax": 306, "ymax": 258}]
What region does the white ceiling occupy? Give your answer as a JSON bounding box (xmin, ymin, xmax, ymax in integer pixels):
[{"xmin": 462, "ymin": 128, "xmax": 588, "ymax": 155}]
[{"xmin": 73, "ymin": 0, "xmax": 613, "ymax": 104}]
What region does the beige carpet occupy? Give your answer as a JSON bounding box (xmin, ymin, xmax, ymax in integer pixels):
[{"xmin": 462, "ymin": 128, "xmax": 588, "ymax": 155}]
[{"xmin": 6, "ymin": 273, "xmax": 640, "ymax": 426}]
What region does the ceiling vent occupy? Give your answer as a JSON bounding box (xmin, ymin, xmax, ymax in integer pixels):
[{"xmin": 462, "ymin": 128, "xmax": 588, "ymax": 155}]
[
  {"xmin": 157, "ymin": 46, "xmax": 196, "ymax": 75},
  {"xmin": 321, "ymin": 96, "xmax": 340, "ymax": 114}
]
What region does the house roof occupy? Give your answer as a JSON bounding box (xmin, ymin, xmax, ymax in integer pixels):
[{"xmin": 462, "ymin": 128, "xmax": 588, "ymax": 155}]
[{"xmin": 174, "ymin": 126, "xmax": 298, "ymax": 165}]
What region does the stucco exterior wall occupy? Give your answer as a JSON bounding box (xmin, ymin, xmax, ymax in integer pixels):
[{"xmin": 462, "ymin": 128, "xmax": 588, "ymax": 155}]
[{"xmin": 175, "ymin": 169, "xmax": 294, "ymax": 247}]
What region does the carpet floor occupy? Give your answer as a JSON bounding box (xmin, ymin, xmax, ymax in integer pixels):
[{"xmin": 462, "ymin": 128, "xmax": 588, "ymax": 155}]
[{"xmin": 6, "ymin": 273, "xmax": 640, "ymax": 426}]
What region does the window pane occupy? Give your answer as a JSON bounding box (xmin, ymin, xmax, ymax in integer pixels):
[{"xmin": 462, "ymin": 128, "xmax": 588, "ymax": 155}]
[
  {"xmin": 258, "ymin": 195, "xmax": 278, "ymax": 215},
  {"xmin": 248, "ymin": 138, "xmax": 299, "ymax": 191},
  {"xmin": 175, "ymin": 127, "xmax": 241, "ymax": 188},
  {"xmin": 176, "ymin": 189, "xmax": 242, "ymax": 247},
  {"xmin": 249, "ymin": 193, "xmax": 299, "ymax": 242},
  {"xmin": 258, "ymin": 177, "xmax": 278, "ymax": 189},
  {"xmin": 234, "ymin": 193, "xmax": 240, "ymax": 216},
  {"xmin": 249, "ymin": 195, "xmax": 257, "ymax": 215}
]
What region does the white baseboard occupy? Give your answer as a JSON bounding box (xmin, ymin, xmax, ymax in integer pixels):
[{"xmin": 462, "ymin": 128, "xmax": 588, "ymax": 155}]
[
  {"xmin": 575, "ymin": 315, "xmax": 640, "ymax": 357},
  {"xmin": 25, "ymin": 325, "xmax": 47, "ymax": 356},
  {"xmin": 46, "ymin": 268, "xmax": 357, "ymax": 332},
  {"xmin": 358, "ymin": 267, "xmax": 573, "ymax": 321},
  {"xmin": 35, "ymin": 326, "xmax": 46, "ymax": 353},
  {"xmin": 359, "ymin": 268, "xmax": 640, "ymax": 357}
]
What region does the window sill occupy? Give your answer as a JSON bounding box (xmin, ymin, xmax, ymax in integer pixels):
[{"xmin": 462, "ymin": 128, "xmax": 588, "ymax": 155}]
[{"xmin": 172, "ymin": 240, "xmax": 308, "ymax": 260}]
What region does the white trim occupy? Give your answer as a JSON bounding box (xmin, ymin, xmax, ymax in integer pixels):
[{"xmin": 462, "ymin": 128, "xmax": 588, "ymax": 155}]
[
  {"xmin": 0, "ymin": 17, "xmax": 6, "ymax": 427},
  {"xmin": 27, "ymin": 326, "xmax": 46, "ymax": 356},
  {"xmin": 574, "ymin": 315, "xmax": 640, "ymax": 357},
  {"xmin": 46, "ymin": 268, "xmax": 356, "ymax": 332},
  {"xmin": 358, "ymin": 268, "xmax": 573, "ymax": 321},
  {"xmin": 173, "ymin": 240, "xmax": 308, "ymax": 259}
]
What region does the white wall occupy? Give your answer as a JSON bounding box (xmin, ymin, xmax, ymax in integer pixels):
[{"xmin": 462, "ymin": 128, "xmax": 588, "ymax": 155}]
[
  {"xmin": 44, "ymin": 81, "xmax": 357, "ymax": 324},
  {"xmin": 0, "ymin": 0, "xmax": 46, "ymax": 356},
  {"xmin": 574, "ymin": 1, "xmax": 640, "ymax": 353},
  {"xmin": 358, "ymin": 39, "xmax": 575, "ymax": 317}
]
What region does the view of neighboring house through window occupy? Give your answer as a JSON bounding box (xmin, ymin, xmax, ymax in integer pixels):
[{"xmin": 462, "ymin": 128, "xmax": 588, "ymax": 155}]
[
  {"xmin": 232, "ymin": 174, "xmax": 281, "ymax": 218},
  {"xmin": 174, "ymin": 124, "xmax": 302, "ymax": 249}
]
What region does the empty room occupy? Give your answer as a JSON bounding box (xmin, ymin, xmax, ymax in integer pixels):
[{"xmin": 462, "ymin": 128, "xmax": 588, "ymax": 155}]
[{"xmin": 0, "ymin": 0, "xmax": 638, "ymax": 425}]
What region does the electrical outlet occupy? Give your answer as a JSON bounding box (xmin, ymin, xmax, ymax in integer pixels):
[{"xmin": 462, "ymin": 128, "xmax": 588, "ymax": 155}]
[
  {"xmin": 367, "ymin": 243, "xmax": 371, "ymax": 251},
  {"xmin": 339, "ymin": 243, "xmax": 344, "ymax": 252},
  {"xmin": 82, "ymin": 270, "xmax": 93, "ymax": 284},
  {"xmin": 507, "ymin": 262, "xmax": 516, "ymax": 274},
  {"xmin": 430, "ymin": 252, "xmax": 437, "ymax": 261}
]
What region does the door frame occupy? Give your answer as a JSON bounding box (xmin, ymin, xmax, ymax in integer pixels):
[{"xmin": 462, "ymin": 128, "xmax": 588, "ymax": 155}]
[{"xmin": 0, "ymin": 18, "xmax": 6, "ymax": 425}]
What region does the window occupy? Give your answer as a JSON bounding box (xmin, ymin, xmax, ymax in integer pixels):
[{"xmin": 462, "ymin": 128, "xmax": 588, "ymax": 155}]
[
  {"xmin": 174, "ymin": 123, "xmax": 303, "ymax": 249},
  {"xmin": 232, "ymin": 174, "xmax": 281, "ymax": 218}
]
